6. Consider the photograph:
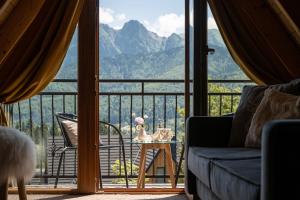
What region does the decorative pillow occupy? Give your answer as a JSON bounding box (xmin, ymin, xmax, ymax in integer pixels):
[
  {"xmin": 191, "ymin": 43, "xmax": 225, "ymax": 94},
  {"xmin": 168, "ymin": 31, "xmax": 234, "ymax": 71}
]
[
  {"xmin": 245, "ymin": 89, "xmax": 300, "ymax": 148},
  {"xmin": 228, "ymin": 85, "xmax": 267, "ymax": 147},
  {"xmin": 228, "ymin": 79, "xmax": 300, "ymax": 147},
  {"xmin": 61, "ymin": 120, "xmax": 104, "ymax": 146},
  {"xmin": 61, "ymin": 120, "xmax": 78, "ymax": 146}
]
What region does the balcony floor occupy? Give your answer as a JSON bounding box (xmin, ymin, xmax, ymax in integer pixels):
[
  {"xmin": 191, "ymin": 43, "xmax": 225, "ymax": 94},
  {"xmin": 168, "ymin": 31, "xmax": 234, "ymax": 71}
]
[
  {"xmin": 22, "ymin": 183, "xmax": 184, "ymax": 189},
  {"xmin": 8, "ymin": 194, "xmax": 187, "ymax": 200}
]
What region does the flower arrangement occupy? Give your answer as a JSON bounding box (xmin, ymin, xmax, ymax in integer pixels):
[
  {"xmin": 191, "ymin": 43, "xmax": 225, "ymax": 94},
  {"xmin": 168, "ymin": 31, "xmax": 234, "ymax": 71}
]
[
  {"xmin": 133, "ymin": 115, "xmax": 151, "ymax": 142},
  {"xmin": 132, "ymin": 114, "xmax": 174, "ymax": 142},
  {"xmin": 134, "ymin": 115, "xmax": 148, "ymax": 130}
]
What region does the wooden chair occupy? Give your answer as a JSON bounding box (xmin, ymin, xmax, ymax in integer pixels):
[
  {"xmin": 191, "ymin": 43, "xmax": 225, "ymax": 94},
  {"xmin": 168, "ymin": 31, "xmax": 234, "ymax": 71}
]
[{"xmin": 54, "ymin": 113, "xmax": 128, "ymax": 188}]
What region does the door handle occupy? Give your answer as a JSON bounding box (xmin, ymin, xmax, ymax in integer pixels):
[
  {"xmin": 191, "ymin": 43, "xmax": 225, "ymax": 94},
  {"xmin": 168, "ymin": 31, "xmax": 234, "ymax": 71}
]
[{"xmin": 206, "ymin": 46, "xmax": 215, "ymax": 55}]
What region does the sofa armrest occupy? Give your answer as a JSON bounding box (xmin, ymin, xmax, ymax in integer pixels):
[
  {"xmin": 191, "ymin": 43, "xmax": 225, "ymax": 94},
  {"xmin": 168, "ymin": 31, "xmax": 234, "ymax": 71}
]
[
  {"xmin": 261, "ymin": 120, "xmax": 300, "ymax": 200},
  {"xmin": 185, "ymin": 116, "xmax": 233, "ymax": 148},
  {"xmin": 185, "ymin": 116, "xmax": 233, "ymax": 197}
]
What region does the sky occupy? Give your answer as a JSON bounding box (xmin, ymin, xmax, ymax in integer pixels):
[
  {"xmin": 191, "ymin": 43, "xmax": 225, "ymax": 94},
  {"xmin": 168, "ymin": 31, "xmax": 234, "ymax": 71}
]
[{"xmin": 100, "ymin": 0, "xmax": 218, "ymax": 37}]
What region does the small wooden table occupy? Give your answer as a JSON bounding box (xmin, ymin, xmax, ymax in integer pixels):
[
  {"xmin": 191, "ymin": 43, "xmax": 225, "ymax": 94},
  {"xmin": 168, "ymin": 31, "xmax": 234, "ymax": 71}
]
[{"xmin": 133, "ymin": 141, "xmax": 177, "ymax": 189}]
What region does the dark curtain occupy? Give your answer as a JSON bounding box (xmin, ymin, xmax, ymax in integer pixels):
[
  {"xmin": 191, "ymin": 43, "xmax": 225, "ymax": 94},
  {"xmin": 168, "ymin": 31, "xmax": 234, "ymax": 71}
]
[
  {"xmin": 208, "ymin": 0, "xmax": 300, "ymax": 85},
  {"xmin": 0, "ymin": 0, "xmax": 84, "ymax": 125}
]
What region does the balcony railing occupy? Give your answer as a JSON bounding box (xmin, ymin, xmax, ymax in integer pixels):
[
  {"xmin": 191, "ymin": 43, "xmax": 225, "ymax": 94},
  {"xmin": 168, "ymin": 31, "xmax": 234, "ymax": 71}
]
[{"xmin": 3, "ymin": 79, "xmax": 252, "ymax": 188}]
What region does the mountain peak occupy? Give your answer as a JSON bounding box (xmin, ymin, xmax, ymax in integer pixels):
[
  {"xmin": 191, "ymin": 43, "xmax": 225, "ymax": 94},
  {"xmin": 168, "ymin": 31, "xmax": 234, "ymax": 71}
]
[
  {"xmin": 165, "ymin": 33, "xmax": 184, "ymax": 50},
  {"xmin": 115, "ymin": 20, "xmax": 166, "ymax": 55},
  {"xmin": 169, "ymin": 33, "xmax": 182, "ymax": 39},
  {"xmin": 122, "ymin": 20, "xmax": 146, "ymax": 31}
]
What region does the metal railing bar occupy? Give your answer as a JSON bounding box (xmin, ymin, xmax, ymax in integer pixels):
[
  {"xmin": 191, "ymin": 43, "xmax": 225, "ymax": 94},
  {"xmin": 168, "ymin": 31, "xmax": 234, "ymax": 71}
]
[
  {"xmin": 17, "ymin": 102, "xmax": 21, "ymax": 130},
  {"xmin": 51, "ymin": 79, "xmax": 251, "ymax": 84},
  {"xmin": 141, "ymin": 82, "xmax": 144, "ymax": 117},
  {"xmin": 130, "ymin": 95, "xmax": 133, "ymax": 176},
  {"xmin": 118, "ymin": 95, "xmax": 122, "ymax": 175},
  {"xmin": 40, "ymin": 95, "xmax": 44, "ymax": 184},
  {"xmin": 219, "ymin": 95, "xmax": 223, "ymax": 116},
  {"xmin": 230, "ymin": 95, "xmax": 234, "ymax": 113},
  {"xmin": 29, "ymin": 99, "xmax": 33, "ymax": 137},
  {"xmin": 164, "ymin": 95, "xmax": 166, "ymax": 128},
  {"xmin": 108, "ymin": 95, "xmax": 111, "ymax": 176},
  {"xmin": 38, "ymin": 92, "xmax": 242, "ymax": 96}
]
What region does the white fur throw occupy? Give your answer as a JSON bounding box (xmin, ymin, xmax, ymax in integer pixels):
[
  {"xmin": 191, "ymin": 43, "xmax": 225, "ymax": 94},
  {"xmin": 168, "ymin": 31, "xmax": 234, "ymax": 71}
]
[{"xmin": 0, "ymin": 126, "xmax": 36, "ymax": 184}]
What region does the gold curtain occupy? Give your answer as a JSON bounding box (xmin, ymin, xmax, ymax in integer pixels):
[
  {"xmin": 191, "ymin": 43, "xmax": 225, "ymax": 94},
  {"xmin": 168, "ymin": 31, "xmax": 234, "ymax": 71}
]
[
  {"xmin": 208, "ymin": 0, "xmax": 300, "ymax": 85},
  {"xmin": 0, "ymin": 104, "xmax": 7, "ymax": 126},
  {"xmin": 0, "ymin": 0, "xmax": 84, "ymax": 103},
  {"xmin": 0, "ymin": 0, "xmax": 84, "ymax": 124}
]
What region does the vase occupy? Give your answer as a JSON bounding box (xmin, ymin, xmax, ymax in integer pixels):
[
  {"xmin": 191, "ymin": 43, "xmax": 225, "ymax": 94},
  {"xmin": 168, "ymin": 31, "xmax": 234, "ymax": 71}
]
[{"xmin": 135, "ymin": 127, "xmax": 152, "ymax": 142}]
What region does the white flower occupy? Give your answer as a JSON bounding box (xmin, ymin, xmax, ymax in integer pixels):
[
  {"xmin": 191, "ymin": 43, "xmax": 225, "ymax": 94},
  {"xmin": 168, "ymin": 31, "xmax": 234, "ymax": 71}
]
[
  {"xmin": 143, "ymin": 114, "xmax": 149, "ymax": 119},
  {"xmin": 135, "ymin": 117, "xmax": 144, "ymax": 125}
]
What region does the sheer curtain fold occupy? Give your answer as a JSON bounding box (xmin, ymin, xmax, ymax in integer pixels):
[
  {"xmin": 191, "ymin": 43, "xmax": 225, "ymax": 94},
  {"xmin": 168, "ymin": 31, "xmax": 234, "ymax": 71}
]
[
  {"xmin": 0, "ymin": 0, "xmax": 84, "ymax": 124},
  {"xmin": 208, "ymin": 0, "xmax": 300, "ymax": 85}
]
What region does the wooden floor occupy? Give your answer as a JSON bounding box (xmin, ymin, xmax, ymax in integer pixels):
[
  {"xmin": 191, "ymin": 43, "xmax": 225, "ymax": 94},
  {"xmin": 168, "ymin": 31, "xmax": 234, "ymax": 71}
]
[
  {"xmin": 8, "ymin": 194, "xmax": 187, "ymax": 200},
  {"xmin": 18, "ymin": 183, "xmax": 184, "ymax": 189}
]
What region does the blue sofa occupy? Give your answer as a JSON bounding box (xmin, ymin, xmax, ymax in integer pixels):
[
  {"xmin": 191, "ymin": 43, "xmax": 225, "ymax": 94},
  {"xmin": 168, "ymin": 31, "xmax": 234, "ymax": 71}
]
[{"xmin": 185, "ymin": 117, "xmax": 300, "ymax": 200}]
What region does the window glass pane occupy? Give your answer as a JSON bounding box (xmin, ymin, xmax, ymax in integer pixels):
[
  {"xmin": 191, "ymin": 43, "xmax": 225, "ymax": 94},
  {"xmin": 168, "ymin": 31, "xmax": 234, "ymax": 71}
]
[{"xmin": 99, "ymin": 0, "xmax": 185, "ymax": 189}]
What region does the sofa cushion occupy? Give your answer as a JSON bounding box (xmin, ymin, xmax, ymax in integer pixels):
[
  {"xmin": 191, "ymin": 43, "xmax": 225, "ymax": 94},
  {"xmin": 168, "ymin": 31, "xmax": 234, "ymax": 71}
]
[
  {"xmin": 245, "ymin": 89, "xmax": 300, "ymax": 148},
  {"xmin": 188, "ymin": 147, "xmax": 261, "ymax": 187},
  {"xmin": 229, "ymin": 85, "xmax": 267, "ymax": 147},
  {"xmin": 210, "ymin": 158, "xmax": 261, "ymax": 200},
  {"xmin": 229, "ymin": 79, "xmax": 300, "ymax": 147},
  {"xmin": 196, "ymin": 179, "xmax": 220, "ymax": 200}
]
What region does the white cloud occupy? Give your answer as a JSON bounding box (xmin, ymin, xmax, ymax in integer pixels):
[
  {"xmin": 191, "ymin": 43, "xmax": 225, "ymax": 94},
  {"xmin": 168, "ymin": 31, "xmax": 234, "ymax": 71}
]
[
  {"xmin": 189, "ymin": 11, "xmax": 218, "ymax": 30},
  {"xmin": 141, "ymin": 20, "xmax": 157, "ymax": 33},
  {"xmin": 116, "ymin": 14, "xmax": 126, "ymax": 21},
  {"xmin": 99, "ymin": 7, "xmax": 127, "ymax": 28},
  {"xmin": 100, "ymin": 7, "xmax": 114, "ymax": 24},
  {"xmin": 99, "ymin": 7, "xmax": 217, "ymax": 35},
  {"xmin": 142, "ymin": 13, "xmax": 184, "ymax": 37},
  {"xmin": 112, "ymin": 25, "xmax": 123, "ymax": 30},
  {"xmin": 208, "ymin": 17, "xmax": 218, "ymax": 29}
]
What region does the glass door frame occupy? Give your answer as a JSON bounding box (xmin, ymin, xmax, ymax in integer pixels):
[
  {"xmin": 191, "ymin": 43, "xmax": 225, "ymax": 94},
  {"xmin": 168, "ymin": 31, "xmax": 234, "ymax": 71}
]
[
  {"xmin": 77, "ymin": 0, "xmax": 100, "ymax": 193},
  {"xmin": 187, "ymin": 0, "xmax": 208, "ymax": 117},
  {"xmin": 76, "ymin": 0, "xmax": 210, "ymax": 193}
]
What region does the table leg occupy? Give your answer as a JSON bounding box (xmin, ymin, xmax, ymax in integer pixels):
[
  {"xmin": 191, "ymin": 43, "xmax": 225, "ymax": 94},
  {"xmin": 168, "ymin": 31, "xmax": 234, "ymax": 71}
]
[
  {"xmin": 175, "ymin": 143, "xmax": 184, "ymax": 186},
  {"xmin": 165, "ymin": 144, "xmax": 176, "ymax": 188},
  {"xmin": 137, "ymin": 145, "xmax": 146, "ymax": 188},
  {"xmin": 141, "ymin": 145, "xmax": 147, "ymax": 188}
]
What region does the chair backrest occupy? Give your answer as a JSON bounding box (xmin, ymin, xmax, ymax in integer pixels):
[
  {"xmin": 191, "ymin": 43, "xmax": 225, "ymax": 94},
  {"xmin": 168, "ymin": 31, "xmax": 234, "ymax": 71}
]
[
  {"xmin": 56, "ymin": 113, "xmax": 124, "ymax": 147},
  {"xmin": 55, "ymin": 113, "xmax": 125, "ymax": 147},
  {"xmin": 99, "ymin": 120, "xmax": 124, "ymax": 146},
  {"xmin": 55, "ymin": 113, "xmax": 78, "ymax": 147}
]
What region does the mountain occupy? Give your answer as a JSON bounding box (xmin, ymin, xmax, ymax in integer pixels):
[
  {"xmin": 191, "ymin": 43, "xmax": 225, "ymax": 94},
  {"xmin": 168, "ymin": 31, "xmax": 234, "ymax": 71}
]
[
  {"xmin": 101, "ymin": 47, "xmax": 184, "ymax": 79},
  {"xmin": 100, "ymin": 24, "xmax": 121, "ymax": 58},
  {"xmin": 208, "ymin": 29, "xmax": 224, "ymax": 47},
  {"xmin": 165, "ymin": 33, "xmax": 184, "ymax": 50},
  {"xmin": 114, "ymin": 20, "xmax": 166, "ymax": 55},
  {"xmin": 57, "ymin": 20, "xmax": 246, "ymax": 80}
]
